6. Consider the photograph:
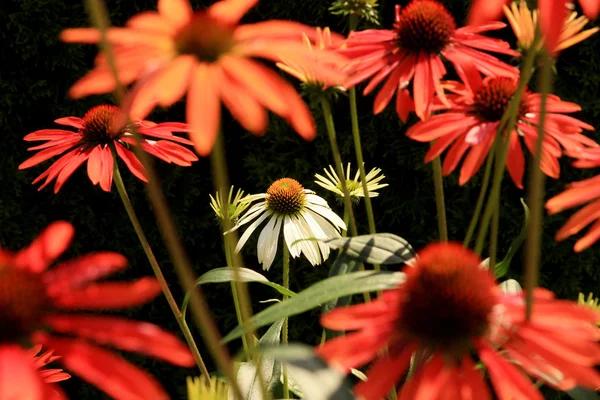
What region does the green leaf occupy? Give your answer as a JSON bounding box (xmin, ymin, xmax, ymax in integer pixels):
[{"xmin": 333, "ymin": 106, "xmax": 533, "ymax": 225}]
[
  {"xmin": 495, "ymin": 199, "xmax": 530, "ymax": 278},
  {"xmin": 325, "ymin": 233, "xmax": 415, "ymax": 265},
  {"xmin": 263, "ymin": 344, "xmax": 355, "ymax": 400},
  {"xmin": 566, "ymin": 387, "xmax": 600, "ymax": 400},
  {"xmin": 222, "ymin": 271, "xmax": 405, "ymax": 343},
  {"xmin": 230, "ymin": 320, "xmax": 284, "ymax": 400},
  {"xmin": 181, "ymin": 268, "xmax": 296, "ymax": 320}
]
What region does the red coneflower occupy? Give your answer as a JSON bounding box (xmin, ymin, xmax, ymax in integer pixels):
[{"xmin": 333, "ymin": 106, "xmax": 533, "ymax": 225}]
[
  {"xmin": 60, "ymin": 0, "xmax": 347, "ymax": 156},
  {"xmin": 318, "ymin": 242, "xmax": 600, "ymax": 399},
  {"xmin": 341, "ymin": 0, "xmax": 519, "ymax": 122},
  {"xmin": 18, "ymin": 104, "xmax": 197, "ymax": 193},
  {"xmin": 546, "ymin": 149, "xmax": 600, "ymax": 251},
  {"xmin": 406, "ymin": 69, "xmax": 596, "ymax": 188},
  {"xmin": 469, "ymin": 0, "xmax": 600, "ymax": 53},
  {"xmin": 0, "ymin": 221, "xmax": 195, "ymax": 400}
]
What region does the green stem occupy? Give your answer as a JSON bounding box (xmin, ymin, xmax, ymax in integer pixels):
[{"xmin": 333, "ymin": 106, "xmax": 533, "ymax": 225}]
[
  {"xmin": 113, "ymin": 163, "xmax": 210, "ymax": 380},
  {"xmin": 320, "ymin": 96, "xmax": 358, "ymax": 237},
  {"xmin": 473, "ymin": 41, "xmax": 539, "ymax": 255},
  {"xmin": 430, "ymin": 154, "xmax": 448, "ymax": 241},
  {"xmin": 463, "ymin": 147, "xmax": 495, "ymax": 247},
  {"xmin": 282, "ymin": 244, "xmax": 290, "ymax": 399},
  {"xmin": 524, "ymin": 50, "xmax": 552, "ymax": 320},
  {"xmin": 84, "ymin": 2, "xmax": 245, "ymax": 398},
  {"xmin": 224, "ymin": 241, "xmax": 250, "ymax": 360}
]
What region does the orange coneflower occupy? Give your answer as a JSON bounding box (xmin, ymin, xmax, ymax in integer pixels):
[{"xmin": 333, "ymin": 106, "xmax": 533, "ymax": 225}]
[
  {"xmin": 60, "ymin": 0, "xmax": 347, "ymax": 156},
  {"xmin": 0, "ymin": 221, "xmax": 195, "ymax": 400},
  {"xmin": 405, "ymin": 69, "xmax": 596, "ymax": 188},
  {"xmin": 18, "ymin": 104, "xmax": 197, "ymax": 193},
  {"xmin": 318, "ymin": 242, "xmax": 600, "ymax": 399},
  {"xmin": 469, "ymin": 0, "xmax": 600, "ymax": 53},
  {"xmin": 503, "ymin": 0, "xmax": 599, "ymax": 55},
  {"xmin": 340, "ymin": 0, "xmax": 519, "ymax": 122}
]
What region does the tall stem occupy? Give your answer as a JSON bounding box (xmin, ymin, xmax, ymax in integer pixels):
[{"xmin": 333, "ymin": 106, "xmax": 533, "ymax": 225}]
[
  {"xmin": 320, "ymin": 96, "xmax": 358, "ymax": 237},
  {"xmin": 463, "ymin": 146, "xmax": 495, "ymax": 247},
  {"xmin": 282, "ymin": 244, "xmax": 290, "ymax": 399},
  {"xmin": 84, "ymin": 2, "xmax": 244, "ymax": 398},
  {"xmin": 113, "ymin": 163, "xmax": 209, "ymax": 380},
  {"xmin": 524, "ymin": 50, "xmax": 552, "ymax": 319},
  {"xmin": 224, "ymin": 242, "xmax": 250, "ymax": 360},
  {"xmin": 430, "ymin": 154, "xmax": 448, "ymax": 241}
]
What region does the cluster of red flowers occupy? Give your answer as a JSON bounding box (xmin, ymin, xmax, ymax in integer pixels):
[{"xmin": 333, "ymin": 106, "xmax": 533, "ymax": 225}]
[{"xmin": 8, "ymin": 0, "xmax": 600, "ymax": 398}]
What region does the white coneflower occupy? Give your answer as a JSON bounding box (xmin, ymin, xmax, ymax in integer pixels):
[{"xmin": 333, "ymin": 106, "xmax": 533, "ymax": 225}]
[
  {"xmin": 314, "ymin": 163, "xmax": 388, "ymax": 203},
  {"xmin": 227, "ymin": 178, "xmax": 346, "ymax": 271},
  {"xmin": 209, "ymin": 186, "xmax": 253, "ymax": 224}
]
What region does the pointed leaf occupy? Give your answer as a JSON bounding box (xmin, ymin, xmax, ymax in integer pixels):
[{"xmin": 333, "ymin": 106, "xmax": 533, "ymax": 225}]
[
  {"xmin": 325, "ymin": 233, "xmax": 416, "ymax": 265},
  {"xmin": 566, "ymin": 387, "xmax": 600, "ymax": 400},
  {"xmin": 494, "ymin": 199, "xmax": 529, "ymax": 278},
  {"xmin": 263, "ymin": 344, "xmax": 356, "ymax": 400},
  {"xmin": 222, "ymin": 271, "xmax": 405, "ymax": 343}
]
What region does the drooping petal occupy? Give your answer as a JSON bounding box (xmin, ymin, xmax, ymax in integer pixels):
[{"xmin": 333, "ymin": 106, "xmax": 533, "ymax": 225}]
[
  {"xmin": 114, "ymin": 142, "xmax": 148, "ymax": 182},
  {"xmin": 157, "ymin": 0, "xmax": 192, "ymax": 29},
  {"xmin": 0, "ymin": 345, "xmax": 43, "ymax": 400},
  {"xmin": 355, "ymin": 345, "xmax": 415, "ymax": 400},
  {"xmin": 209, "ymin": 0, "xmax": 258, "ymax": 25},
  {"xmin": 187, "ymin": 63, "xmax": 221, "ymax": 156},
  {"xmin": 14, "ymin": 221, "xmax": 74, "ymax": 273}
]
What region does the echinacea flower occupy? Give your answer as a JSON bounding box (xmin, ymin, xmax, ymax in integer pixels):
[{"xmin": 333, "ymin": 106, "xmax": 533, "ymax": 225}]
[
  {"xmin": 546, "ymin": 157, "xmax": 600, "ymax": 251},
  {"xmin": 187, "ymin": 376, "xmax": 229, "ymax": 400},
  {"xmin": 209, "ymin": 185, "xmax": 253, "ymax": 224},
  {"xmin": 18, "ymin": 104, "xmax": 197, "ymax": 193},
  {"xmin": 578, "ymin": 292, "xmax": 600, "ymax": 320},
  {"xmin": 60, "ymin": 0, "xmax": 348, "ymax": 156},
  {"xmin": 406, "ymin": 70, "xmax": 596, "ymax": 188},
  {"xmin": 0, "ymin": 221, "xmax": 195, "ymax": 400},
  {"xmin": 314, "ymin": 163, "xmax": 388, "ymax": 203},
  {"xmin": 503, "ymin": 0, "xmax": 599, "ymax": 55},
  {"xmin": 318, "ymin": 242, "xmax": 600, "ymax": 399},
  {"xmin": 468, "ymin": 0, "xmax": 600, "ymax": 54},
  {"xmin": 340, "ymin": 0, "xmax": 519, "ymax": 122},
  {"xmin": 276, "ymin": 27, "xmax": 346, "ymax": 98},
  {"xmin": 227, "ymin": 178, "xmax": 346, "ymax": 271}
]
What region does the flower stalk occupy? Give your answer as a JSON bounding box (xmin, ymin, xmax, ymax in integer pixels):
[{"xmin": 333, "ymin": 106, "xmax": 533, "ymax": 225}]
[
  {"xmin": 223, "ymin": 240, "xmax": 250, "ymax": 360},
  {"xmin": 112, "ymin": 163, "xmax": 209, "ymax": 380},
  {"xmin": 430, "ymin": 153, "xmax": 448, "ymax": 241},
  {"xmin": 282, "ymin": 244, "xmax": 291, "ymax": 399},
  {"xmin": 524, "ymin": 48, "xmax": 552, "ymax": 320}
]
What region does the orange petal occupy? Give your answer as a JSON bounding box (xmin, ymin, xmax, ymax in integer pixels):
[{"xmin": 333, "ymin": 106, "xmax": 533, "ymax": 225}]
[
  {"xmin": 209, "ymin": 0, "xmax": 258, "ymax": 25},
  {"xmin": 0, "ymin": 345, "xmax": 43, "ymax": 400},
  {"xmin": 14, "ymin": 221, "xmax": 74, "ymax": 273},
  {"xmin": 220, "ymin": 72, "xmax": 268, "ymax": 134},
  {"xmin": 187, "ymin": 63, "xmax": 221, "ymax": 156},
  {"xmin": 158, "ymin": 0, "xmax": 192, "ymax": 29}
]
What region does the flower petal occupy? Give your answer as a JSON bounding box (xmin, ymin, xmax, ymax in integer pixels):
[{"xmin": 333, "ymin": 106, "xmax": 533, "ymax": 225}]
[
  {"xmin": 187, "ymin": 63, "xmax": 221, "ymax": 156},
  {"xmin": 14, "ymin": 221, "xmax": 74, "ymax": 274},
  {"xmin": 0, "ymin": 345, "xmax": 43, "ymax": 400}
]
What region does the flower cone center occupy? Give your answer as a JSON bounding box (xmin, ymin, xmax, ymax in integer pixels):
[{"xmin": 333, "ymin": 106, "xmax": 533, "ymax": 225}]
[
  {"xmin": 266, "ymin": 178, "xmax": 306, "ymax": 215},
  {"xmin": 82, "ymin": 105, "xmax": 125, "ymax": 143},
  {"xmin": 395, "ymin": 0, "xmax": 456, "ymax": 54},
  {"xmin": 399, "ymin": 243, "xmax": 496, "ymax": 353},
  {"xmin": 175, "ymin": 13, "xmax": 234, "ymax": 62},
  {"xmin": 473, "ymin": 77, "xmax": 530, "ymax": 122},
  {"xmin": 0, "ymin": 267, "xmax": 49, "ymax": 343}
]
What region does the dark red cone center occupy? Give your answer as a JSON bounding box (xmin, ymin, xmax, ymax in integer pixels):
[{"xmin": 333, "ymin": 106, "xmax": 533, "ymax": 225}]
[
  {"xmin": 0, "ymin": 266, "xmax": 49, "ymax": 343},
  {"xmin": 395, "ymin": 0, "xmax": 456, "ymax": 54},
  {"xmin": 473, "ymin": 77, "xmax": 530, "ymax": 122},
  {"xmin": 81, "ymin": 105, "xmax": 125, "ymax": 143},
  {"xmin": 175, "ymin": 13, "xmax": 234, "ymax": 62}
]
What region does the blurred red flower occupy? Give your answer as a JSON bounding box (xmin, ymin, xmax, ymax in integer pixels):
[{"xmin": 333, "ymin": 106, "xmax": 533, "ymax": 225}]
[
  {"xmin": 61, "ymin": 0, "xmax": 347, "ymax": 156},
  {"xmin": 340, "ymin": 0, "xmax": 518, "ymax": 122},
  {"xmin": 406, "ymin": 68, "xmax": 595, "ymax": 187},
  {"xmin": 318, "ymin": 242, "xmax": 600, "ymax": 399},
  {"xmin": 19, "ymin": 104, "xmax": 197, "ymax": 193},
  {"xmin": 0, "ymin": 221, "xmax": 195, "ymax": 400}
]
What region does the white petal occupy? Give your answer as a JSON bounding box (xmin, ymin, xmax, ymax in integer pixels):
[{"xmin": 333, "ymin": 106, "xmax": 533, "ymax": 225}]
[
  {"xmin": 228, "ymin": 202, "xmax": 267, "ymax": 233},
  {"xmin": 257, "ymin": 214, "xmax": 279, "ymax": 264},
  {"xmin": 283, "ymin": 216, "xmax": 303, "ymax": 258},
  {"xmin": 301, "ymin": 210, "xmax": 332, "ymax": 261},
  {"xmin": 235, "ymin": 211, "xmax": 271, "ymax": 253},
  {"xmin": 295, "ymin": 215, "xmax": 322, "ymax": 265},
  {"xmin": 262, "ymin": 216, "xmax": 283, "ymax": 271},
  {"xmin": 305, "ymin": 193, "xmax": 329, "ymax": 207},
  {"xmin": 304, "ymin": 203, "xmax": 345, "ymax": 230}
]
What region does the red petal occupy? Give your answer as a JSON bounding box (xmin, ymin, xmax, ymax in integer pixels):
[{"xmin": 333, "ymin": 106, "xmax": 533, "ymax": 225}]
[
  {"xmin": 220, "ymin": 73, "xmax": 268, "ymax": 134},
  {"xmin": 14, "ymin": 221, "xmax": 74, "ymax": 274},
  {"xmin": 157, "ymin": 0, "xmax": 192, "ymax": 29},
  {"xmin": 506, "ymin": 133, "xmax": 525, "ymax": 189},
  {"xmin": 52, "ymin": 277, "xmax": 161, "ymax": 309},
  {"xmin": 35, "ymin": 334, "xmax": 169, "ymax": 400},
  {"xmin": 580, "ymin": 0, "xmax": 600, "ymax": 18},
  {"xmin": 209, "ymin": 0, "xmax": 257, "ymax": 25},
  {"xmin": 0, "ymin": 345, "xmax": 43, "ymax": 400},
  {"xmin": 467, "ymin": 0, "xmax": 508, "ymax": 26},
  {"xmin": 43, "ymin": 252, "xmax": 128, "ymax": 297},
  {"xmin": 187, "ymin": 63, "xmax": 221, "ymax": 156},
  {"xmin": 19, "ymin": 141, "xmax": 81, "ymax": 170},
  {"xmin": 114, "ymin": 142, "xmax": 148, "ymax": 182},
  {"xmin": 54, "ymin": 117, "xmax": 84, "ymax": 129},
  {"xmin": 413, "ymin": 52, "xmax": 434, "ymax": 120},
  {"xmin": 54, "ymin": 149, "xmax": 93, "ymax": 193},
  {"xmin": 43, "ymin": 316, "xmax": 194, "ymax": 366}
]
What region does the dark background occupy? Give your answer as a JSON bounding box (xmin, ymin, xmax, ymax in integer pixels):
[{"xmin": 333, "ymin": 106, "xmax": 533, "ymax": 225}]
[{"xmin": 1, "ymin": 0, "xmax": 599, "ymax": 398}]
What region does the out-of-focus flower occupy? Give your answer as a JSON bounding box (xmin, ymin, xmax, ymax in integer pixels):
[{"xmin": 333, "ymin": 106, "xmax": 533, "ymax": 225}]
[
  {"xmin": 209, "ymin": 186, "xmax": 253, "ymax": 224},
  {"xmin": 406, "ymin": 69, "xmax": 596, "ymax": 188},
  {"xmin": 578, "ymin": 292, "xmax": 600, "ymax": 316},
  {"xmin": 227, "ymin": 178, "xmax": 346, "ymax": 270},
  {"xmin": 468, "ymin": 0, "xmax": 600, "ymax": 54},
  {"xmin": 19, "ymin": 104, "xmax": 197, "ymax": 193},
  {"xmin": 504, "ymin": 0, "xmax": 599, "ymax": 55},
  {"xmin": 0, "ymin": 221, "xmax": 195, "ymax": 400},
  {"xmin": 61, "ymin": 0, "xmax": 348, "ymax": 156},
  {"xmin": 318, "ymin": 242, "xmax": 600, "ymax": 399},
  {"xmin": 187, "ymin": 376, "xmax": 228, "ymax": 400},
  {"xmin": 329, "ymin": 0, "xmax": 380, "ymax": 25},
  {"xmin": 546, "ymin": 150, "xmax": 600, "ymax": 250},
  {"xmin": 277, "ymin": 27, "xmax": 346, "ymax": 100},
  {"xmin": 340, "ymin": 0, "xmax": 518, "ymax": 122},
  {"xmin": 314, "ymin": 163, "xmax": 388, "ymax": 203}
]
